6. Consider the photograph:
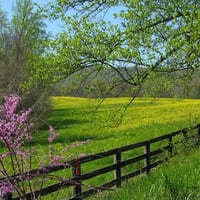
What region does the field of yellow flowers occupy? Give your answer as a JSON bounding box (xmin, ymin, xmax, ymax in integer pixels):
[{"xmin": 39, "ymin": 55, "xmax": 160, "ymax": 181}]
[{"xmin": 47, "ymin": 97, "xmax": 200, "ymax": 155}]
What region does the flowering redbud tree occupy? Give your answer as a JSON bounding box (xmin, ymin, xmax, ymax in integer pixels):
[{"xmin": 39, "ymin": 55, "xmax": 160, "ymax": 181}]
[{"xmin": 0, "ymin": 95, "xmax": 62, "ymax": 199}]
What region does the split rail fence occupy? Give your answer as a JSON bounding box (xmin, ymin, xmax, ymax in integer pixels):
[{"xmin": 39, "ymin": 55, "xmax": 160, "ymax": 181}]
[{"xmin": 2, "ymin": 123, "xmax": 200, "ymax": 200}]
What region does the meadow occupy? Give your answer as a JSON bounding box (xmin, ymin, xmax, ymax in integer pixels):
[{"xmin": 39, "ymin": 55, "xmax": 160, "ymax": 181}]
[
  {"xmin": 38, "ymin": 97, "xmax": 200, "ymax": 157},
  {"xmin": 30, "ymin": 96, "xmax": 200, "ymax": 199},
  {"xmin": 1, "ymin": 97, "xmax": 200, "ymax": 199}
]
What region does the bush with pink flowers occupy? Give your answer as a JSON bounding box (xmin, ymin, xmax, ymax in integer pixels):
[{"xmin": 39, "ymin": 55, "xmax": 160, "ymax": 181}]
[{"xmin": 0, "ymin": 94, "xmax": 63, "ymax": 199}]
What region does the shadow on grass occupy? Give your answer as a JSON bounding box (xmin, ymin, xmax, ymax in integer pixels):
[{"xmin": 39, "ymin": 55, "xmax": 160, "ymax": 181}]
[
  {"xmin": 47, "ymin": 118, "xmax": 88, "ymax": 129},
  {"xmin": 30, "ymin": 130, "xmax": 114, "ymax": 146}
]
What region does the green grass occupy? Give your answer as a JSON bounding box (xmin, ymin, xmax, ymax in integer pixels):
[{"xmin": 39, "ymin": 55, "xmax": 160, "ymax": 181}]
[
  {"xmin": 37, "ymin": 97, "xmax": 200, "ymax": 156},
  {"xmin": 32, "ymin": 97, "xmax": 200, "ymax": 199},
  {"xmin": 1, "ymin": 96, "xmax": 200, "ymax": 199},
  {"xmin": 93, "ymin": 147, "xmax": 200, "ymax": 200},
  {"xmin": 29, "ymin": 96, "xmax": 200, "ymax": 173}
]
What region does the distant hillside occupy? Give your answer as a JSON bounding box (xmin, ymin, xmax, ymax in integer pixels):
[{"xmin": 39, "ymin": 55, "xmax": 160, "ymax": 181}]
[{"xmin": 52, "ymin": 67, "xmax": 200, "ymax": 99}]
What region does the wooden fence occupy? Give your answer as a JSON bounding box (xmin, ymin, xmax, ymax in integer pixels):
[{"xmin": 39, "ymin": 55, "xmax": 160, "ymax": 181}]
[{"xmin": 2, "ymin": 124, "xmax": 200, "ymax": 200}]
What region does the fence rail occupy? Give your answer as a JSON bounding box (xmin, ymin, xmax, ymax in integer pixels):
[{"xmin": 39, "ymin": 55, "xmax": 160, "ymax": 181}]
[{"xmin": 2, "ymin": 124, "xmax": 200, "ymax": 200}]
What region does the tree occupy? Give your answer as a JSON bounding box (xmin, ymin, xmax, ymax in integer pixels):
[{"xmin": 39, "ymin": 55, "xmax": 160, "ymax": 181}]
[
  {"xmin": 0, "ymin": 8, "xmax": 11, "ymax": 95},
  {"xmin": 0, "ymin": 0, "xmax": 50, "ymax": 117},
  {"xmin": 47, "ymin": 0, "xmax": 200, "ymax": 100}
]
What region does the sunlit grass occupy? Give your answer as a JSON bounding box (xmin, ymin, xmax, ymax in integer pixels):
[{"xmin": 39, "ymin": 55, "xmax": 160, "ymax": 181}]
[
  {"xmin": 7, "ymin": 96, "xmax": 199, "ymax": 170},
  {"xmin": 93, "ymin": 147, "xmax": 200, "ymax": 200},
  {"xmin": 44, "ymin": 97, "xmax": 200, "ymax": 155},
  {"xmin": 1, "ymin": 96, "xmax": 200, "ymax": 199}
]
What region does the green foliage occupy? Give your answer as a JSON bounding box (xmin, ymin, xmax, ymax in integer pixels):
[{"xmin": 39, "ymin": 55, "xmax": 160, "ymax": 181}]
[
  {"xmin": 0, "ymin": 0, "xmax": 51, "ymax": 118},
  {"xmin": 52, "ymin": 68, "xmax": 200, "ymax": 98},
  {"xmin": 2, "ymin": 0, "xmax": 199, "ymax": 115},
  {"xmin": 45, "ymin": 0, "xmax": 200, "ymax": 99}
]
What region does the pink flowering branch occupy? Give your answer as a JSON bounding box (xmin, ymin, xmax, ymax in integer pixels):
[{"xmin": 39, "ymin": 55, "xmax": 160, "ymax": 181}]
[
  {"xmin": 48, "ymin": 126, "xmax": 58, "ymax": 143},
  {"xmin": 0, "ymin": 94, "xmax": 89, "ymax": 199},
  {"xmin": 0, "ymin": 94, "xmax": 70, "ymax": 199},
  {"xmin": 0, "ymin": 94, "xmax": 33, "ymax": 198}
]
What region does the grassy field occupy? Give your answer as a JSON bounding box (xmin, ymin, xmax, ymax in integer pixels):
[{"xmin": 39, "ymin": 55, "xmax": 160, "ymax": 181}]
[
  {"xmin": 35, "ymin": 97, "xmax": 200, "ymax": 157},
  {"xmin": 93, "ymin": 146, "xmax": 200, "ymax": 200},
  {"xmin": 38, "ymin": 96, "xmax": 199, "ymax": 199},
  {"xmin": 1, "ymin": 97, "xmax": 200, "ymax": 199}
]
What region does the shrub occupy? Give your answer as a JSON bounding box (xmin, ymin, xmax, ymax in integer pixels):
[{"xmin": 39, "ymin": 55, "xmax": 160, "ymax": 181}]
[{"xmin": 0, "ymin": 94, "xmax": 63, "ymax": 199}]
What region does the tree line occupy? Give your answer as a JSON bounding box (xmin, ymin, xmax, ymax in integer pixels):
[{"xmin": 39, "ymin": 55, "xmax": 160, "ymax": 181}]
[{"xmin": 53, "ymin": 67, "xmax": 200, "ymax": 99}]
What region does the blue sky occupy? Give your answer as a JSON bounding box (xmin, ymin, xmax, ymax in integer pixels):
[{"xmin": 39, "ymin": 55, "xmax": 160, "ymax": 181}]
[
  {"xmin": 0, "ymin": 0, "xmax": 122, "ymax": 36},
  {"xmin": 0, "ymin": 0, "xmax": 63, "ymax": 35}
]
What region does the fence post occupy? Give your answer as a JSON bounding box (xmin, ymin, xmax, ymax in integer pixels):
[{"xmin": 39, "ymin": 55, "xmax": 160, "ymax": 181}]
[
  {"xmin": 114, "ymin": 149, "xmax": 121, "ymax": 188},
  {"xmin": 72, "ymin": 158, "xmax": 82, "ymax": 199},
  {"xmin": 168, "ymin": 135, "xmax": 173, "ymax": 157},
  {"xmin": 144, "ymin": 142, "xmax": 150, "ymax": 174}
]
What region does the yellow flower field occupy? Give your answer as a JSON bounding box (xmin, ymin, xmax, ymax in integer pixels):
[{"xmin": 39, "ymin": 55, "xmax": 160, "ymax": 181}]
[{"xmin": 48, "ymin": 97, "xmax": 200, "ymax": 154}]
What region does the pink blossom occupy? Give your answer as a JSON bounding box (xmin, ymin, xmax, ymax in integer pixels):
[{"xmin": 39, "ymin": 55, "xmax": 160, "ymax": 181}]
[
  {"xmin": 0, "ymin": 94, "xmax": 32, "ymax": 150},
  {"xmin": 48, "ymin": 126, "xmax": 58, "ymax": 143},
  {"xmin": 0, "ymin": 94, "xmax": 20, "ymax": 119},
  {"xmin": 48, "ymin": 144, "xmax": 63, "ymax": 165},
  {"xmin": 49, "ymin": 155, "xmax": 62, "ymax": 165},
  {"xmin": 0, "ymin": 180, "xmax": 15, "ymax": 198},
  {"xmin": 0, "ymin": 94, "xmax": 64, "ymax": 198}
]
